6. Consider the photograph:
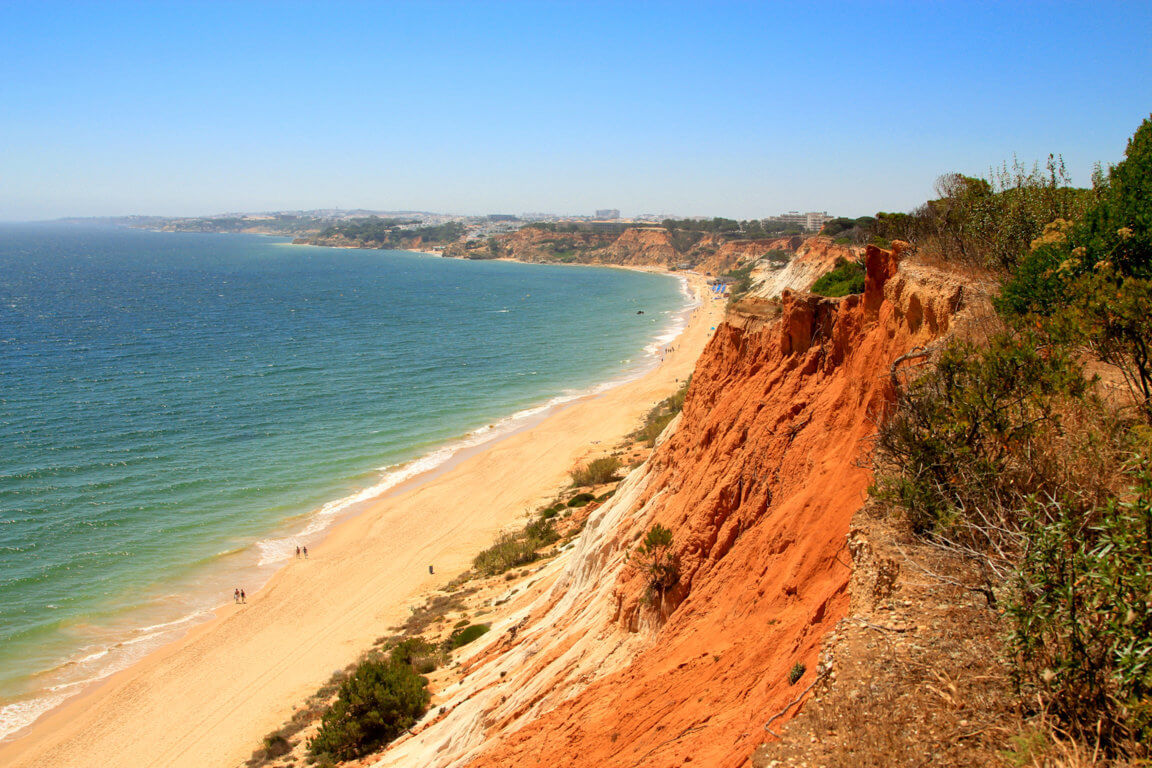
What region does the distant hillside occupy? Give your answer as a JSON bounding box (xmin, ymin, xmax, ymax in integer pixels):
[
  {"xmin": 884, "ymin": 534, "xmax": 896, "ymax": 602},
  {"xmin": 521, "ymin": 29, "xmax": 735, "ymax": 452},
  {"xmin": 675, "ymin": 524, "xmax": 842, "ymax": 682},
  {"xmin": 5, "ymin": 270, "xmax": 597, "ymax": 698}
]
[
  {"xmin": 444, "ymin": 222, "xmax": 802, "ymax": 275},
  {"xmin": 293, "ymin": 217, "xmax": 465, "ymax": 251}
]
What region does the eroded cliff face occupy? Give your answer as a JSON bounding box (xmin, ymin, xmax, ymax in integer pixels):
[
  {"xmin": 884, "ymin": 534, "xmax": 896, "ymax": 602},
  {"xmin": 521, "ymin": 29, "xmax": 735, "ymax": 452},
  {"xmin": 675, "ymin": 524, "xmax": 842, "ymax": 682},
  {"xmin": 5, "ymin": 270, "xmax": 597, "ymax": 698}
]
[
  {"xmin": 374, "ymin": 244, "xmax": 969, "ymax": 768},
  {"xmin": 597, "ymin": 227, "xmax": 682, "ymax": 266},
  {"xmin": 750, "ymin": 236, "xmax": 857, "ymax": 299}
]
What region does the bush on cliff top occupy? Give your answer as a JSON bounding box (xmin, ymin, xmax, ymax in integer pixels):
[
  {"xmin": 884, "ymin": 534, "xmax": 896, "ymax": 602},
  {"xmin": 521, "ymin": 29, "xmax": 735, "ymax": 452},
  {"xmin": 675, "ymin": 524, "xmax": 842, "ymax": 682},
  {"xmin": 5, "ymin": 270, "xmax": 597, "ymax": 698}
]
[{"xmin": 869, "ymin": 116, "xmax": 1152, "ymax": 759}]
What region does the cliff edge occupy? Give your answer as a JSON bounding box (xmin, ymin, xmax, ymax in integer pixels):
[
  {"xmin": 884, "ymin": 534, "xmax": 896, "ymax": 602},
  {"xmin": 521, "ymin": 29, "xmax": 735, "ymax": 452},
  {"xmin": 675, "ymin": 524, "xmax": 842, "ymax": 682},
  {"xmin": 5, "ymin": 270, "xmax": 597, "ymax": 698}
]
[{"xmin": 372, "ymin": 244, "xmax": 972, "ymax": 768}]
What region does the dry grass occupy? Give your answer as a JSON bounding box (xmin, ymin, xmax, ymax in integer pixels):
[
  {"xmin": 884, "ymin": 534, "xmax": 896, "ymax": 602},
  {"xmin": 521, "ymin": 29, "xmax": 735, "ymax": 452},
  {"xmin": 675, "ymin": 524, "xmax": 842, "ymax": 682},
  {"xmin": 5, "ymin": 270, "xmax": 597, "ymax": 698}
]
[{"xmin": 751, "ymin": 507, "xmax": 1143, "ymax": 768}]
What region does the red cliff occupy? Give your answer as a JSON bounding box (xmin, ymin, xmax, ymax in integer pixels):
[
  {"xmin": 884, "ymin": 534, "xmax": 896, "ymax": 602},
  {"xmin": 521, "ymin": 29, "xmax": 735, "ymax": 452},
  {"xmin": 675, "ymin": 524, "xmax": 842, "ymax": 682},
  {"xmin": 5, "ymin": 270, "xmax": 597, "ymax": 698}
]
[{"xmin": 374, "ymin": 244, "xmax": 970, "ymax": 768}]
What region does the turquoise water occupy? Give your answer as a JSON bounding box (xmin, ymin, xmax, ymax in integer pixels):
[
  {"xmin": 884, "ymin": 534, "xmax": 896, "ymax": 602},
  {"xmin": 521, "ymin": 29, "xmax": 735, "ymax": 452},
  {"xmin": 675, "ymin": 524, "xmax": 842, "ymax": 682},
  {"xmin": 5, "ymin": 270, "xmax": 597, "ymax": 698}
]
[{"xmin": 0, "ymin": 224, "xmax": 690, "ymax": 736}]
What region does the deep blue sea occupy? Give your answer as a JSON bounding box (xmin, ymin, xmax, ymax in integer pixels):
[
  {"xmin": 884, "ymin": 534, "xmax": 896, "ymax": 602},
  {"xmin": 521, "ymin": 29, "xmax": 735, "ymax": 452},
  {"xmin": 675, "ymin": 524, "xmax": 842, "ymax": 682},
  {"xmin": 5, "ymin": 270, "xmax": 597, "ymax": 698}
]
[{"xmin": 0, "ymin": 223, "xmax": 690, "ymax": 737}]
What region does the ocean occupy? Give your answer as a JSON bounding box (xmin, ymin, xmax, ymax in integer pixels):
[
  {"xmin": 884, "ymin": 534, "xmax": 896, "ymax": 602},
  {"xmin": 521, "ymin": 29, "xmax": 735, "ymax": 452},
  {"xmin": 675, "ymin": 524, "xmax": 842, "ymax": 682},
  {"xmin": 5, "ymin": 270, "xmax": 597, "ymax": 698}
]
[{"xmin": 0, "ymin": 223, "xmax": 691, "ymax": 738}]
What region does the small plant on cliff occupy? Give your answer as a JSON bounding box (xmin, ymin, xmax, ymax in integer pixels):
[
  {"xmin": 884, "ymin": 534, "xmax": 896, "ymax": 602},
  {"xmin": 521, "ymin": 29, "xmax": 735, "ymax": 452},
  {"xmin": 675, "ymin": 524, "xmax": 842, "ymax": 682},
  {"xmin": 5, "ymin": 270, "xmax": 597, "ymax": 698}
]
[
  {"xmin": 788, "ymin": 662, "xmax": 807, "ymax": 685},
  {"xmin": 634, "ymin": 523, "xmax": 680, "ymax": 604},
  {"xmin": 308, "ymin": 656, "xmax": 430, "ymax": 762},
  {"xmin": 444, "ymin": 622, "xmax": 490, "ymax": 651}
]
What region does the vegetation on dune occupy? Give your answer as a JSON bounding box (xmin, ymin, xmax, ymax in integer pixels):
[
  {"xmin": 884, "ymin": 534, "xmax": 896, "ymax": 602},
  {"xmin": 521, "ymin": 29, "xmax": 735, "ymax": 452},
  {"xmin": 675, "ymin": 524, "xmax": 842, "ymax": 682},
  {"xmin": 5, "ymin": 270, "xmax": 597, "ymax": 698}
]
[
  {"xmin": 471, "ymin": 500, "xmax": 574, "ymax": 576},
  {"xmin": 871, "ymin": 113, "xmax": 1152, "ymax": 760},
  {"xmin": 633, "ymin": 377, "xmax": 690, "ymax": 446},
  {"xmin": 570, "ymin": 456, "xmax": 621, "ymax": 487},
  {"xmin": 307, "ymin": 656, "xmax": 430, "ymax": 762},
  {"xmin": 445, "ymin": 622, "xmax": 490, "ymax": 650}
]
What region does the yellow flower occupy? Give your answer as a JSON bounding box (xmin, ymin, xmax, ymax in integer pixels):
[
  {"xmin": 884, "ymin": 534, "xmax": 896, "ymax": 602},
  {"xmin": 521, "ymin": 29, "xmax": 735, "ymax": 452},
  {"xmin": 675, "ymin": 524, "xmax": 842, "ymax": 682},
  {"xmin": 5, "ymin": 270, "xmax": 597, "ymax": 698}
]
[
  {"xmin": 1118, "ymin": 227, "xmax": 1134, "ymax": 240},
  {"xmin": 1029, "ymin": 219, "xmax": 1073, "ymax": 251},
  {"xmin": 1072, "ymin": 246, "xmax": 1087, "ymax": 258}
]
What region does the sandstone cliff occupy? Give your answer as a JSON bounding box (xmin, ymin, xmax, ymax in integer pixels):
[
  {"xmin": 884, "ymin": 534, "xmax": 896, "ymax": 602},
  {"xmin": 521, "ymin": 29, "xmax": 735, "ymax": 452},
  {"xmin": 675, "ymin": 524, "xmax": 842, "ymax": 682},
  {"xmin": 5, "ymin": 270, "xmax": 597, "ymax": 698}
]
[{"xmin": 372, "ymin": 244, "xmax": 971, "ymax": 768}]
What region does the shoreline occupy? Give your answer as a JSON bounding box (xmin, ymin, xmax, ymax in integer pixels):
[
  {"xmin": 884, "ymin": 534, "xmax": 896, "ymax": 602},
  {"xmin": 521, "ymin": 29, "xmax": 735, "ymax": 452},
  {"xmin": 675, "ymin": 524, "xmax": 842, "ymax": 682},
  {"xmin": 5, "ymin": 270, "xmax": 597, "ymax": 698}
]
[
  {"xmin": 0, "ymin": 244, "xmax": 691, "ymax": 741},
  {"xmin": 0, "ymin": 271, "xmax": 726, "ymax": 768}
]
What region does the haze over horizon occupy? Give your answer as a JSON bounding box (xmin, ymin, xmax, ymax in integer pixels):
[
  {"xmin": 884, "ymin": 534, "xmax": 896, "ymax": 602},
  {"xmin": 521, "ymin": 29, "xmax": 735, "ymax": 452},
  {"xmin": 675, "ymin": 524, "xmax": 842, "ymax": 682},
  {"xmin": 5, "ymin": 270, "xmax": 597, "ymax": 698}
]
[{"xmin": 2, "ymin": 1, "xmax": 1149, "ymax": 222}]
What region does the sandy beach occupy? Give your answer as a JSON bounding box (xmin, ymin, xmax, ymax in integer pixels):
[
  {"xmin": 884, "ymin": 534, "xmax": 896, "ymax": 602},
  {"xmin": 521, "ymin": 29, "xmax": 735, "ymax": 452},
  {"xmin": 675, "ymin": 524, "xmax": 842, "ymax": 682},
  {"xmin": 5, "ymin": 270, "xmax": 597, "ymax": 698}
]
[{"xmin": 0, "ymin": 272, "xmax": 726, "ymax": 768}]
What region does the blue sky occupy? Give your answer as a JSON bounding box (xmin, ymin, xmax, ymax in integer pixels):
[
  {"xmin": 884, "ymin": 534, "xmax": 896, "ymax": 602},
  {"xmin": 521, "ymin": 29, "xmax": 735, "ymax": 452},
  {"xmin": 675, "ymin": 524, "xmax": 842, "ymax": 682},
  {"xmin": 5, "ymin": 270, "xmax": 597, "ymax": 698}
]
[{"xmin": 1, "ymin": 1, "xmax": 1149, "ymax": 220}]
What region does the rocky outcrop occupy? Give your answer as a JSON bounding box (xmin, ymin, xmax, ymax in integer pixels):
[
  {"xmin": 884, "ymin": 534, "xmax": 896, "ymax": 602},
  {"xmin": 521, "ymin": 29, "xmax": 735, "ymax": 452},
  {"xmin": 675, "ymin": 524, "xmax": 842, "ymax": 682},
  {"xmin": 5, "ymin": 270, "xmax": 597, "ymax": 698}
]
[{"xmin": 374, "ymin": 244, "xmax": 973, "ymax": 768}]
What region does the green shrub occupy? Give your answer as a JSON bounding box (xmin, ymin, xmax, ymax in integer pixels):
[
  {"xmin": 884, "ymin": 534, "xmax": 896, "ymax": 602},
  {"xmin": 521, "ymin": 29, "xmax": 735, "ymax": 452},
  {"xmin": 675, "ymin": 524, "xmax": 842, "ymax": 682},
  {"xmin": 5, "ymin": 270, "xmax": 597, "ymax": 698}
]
[
  {"xmin": 907, "ymin": 159, "xmax": 1091, "ymax": 271},
  {"xmin": 389, "ymin": 637, "xmax": 440, "ymax": 674},
  {"xmin": 1000, "ymin": 116, "xmax": 1152, "ymax": 420},
  {"xmin": 472, "ymin": 516, "xmax": 558, "ymax": 576},
  {"xmin": 634, "ymin": 523, "xmax": 679, "ymax": 603},
  {"xmin": 524, "ymin": 516, "xmax": 559, "ymax": 544},
  {"xmin": 446, "ymin": 623, "xmax": 490, "ymax": 650},
  {"xmin": 570, "ymin": 456, "xmax": 621, "ymax": 487},
  {"xmin": 566, "ymin": 492, "xmax": 596, "ymax": 508},
  {"xmin": 810, "ymin": 257, "xmax": 865, "ymax": 297},
  {"xmin": 472, "ymin": 532, "xmax": 539, "ymax": 575},
  {"xmin": 308, "ymin": 657, "xmax": 430, "ymax": 761},
  {"xmin": 788, "ymin": 662, "xmax": 806, "ymax": 685},
  {"xmin": 872, "ymin": 333, "xmax": 1091, "ymax": 544},
  {"xmin": 1008, "ymin": 462, "xmax": 1152, "ymax": 753}
]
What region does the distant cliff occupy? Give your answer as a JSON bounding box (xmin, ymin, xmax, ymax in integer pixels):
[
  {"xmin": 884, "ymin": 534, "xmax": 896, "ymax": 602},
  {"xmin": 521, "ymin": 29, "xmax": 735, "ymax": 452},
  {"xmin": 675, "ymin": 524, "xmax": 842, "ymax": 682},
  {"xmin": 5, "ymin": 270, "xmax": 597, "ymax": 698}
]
[
  {"xmin": 294, "ymin": 219, "xmax": 465, "ymax": 251},
  {"xmin": 444, "ymin": 225, "xmax": 804, "ymax": 275}
]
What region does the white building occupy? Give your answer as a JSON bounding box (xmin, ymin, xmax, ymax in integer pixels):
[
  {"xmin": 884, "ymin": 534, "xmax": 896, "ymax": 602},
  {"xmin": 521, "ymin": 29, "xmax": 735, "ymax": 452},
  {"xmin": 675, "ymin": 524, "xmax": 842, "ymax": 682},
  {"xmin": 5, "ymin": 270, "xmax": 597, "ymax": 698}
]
[{"xmin": 768, "ymin": 210, "xmax": 831, "ymax": 232}]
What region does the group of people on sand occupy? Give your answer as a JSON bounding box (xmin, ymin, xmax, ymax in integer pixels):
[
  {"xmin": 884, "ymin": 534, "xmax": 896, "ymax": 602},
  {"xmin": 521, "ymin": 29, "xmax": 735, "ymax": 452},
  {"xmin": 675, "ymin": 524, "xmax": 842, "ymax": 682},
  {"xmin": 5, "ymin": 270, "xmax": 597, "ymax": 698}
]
[{"xmin": 232, "ymin": 544, "xmax": 309, "ymax": 605}]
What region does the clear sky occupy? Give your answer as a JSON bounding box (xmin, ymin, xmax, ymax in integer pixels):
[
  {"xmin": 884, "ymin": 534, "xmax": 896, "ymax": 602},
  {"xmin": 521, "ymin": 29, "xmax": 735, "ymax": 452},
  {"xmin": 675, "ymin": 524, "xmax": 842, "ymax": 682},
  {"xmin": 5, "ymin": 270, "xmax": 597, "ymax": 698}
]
[{"xmin": 1, "ymin": 1, "xmax": 1149, "ymax": 220}]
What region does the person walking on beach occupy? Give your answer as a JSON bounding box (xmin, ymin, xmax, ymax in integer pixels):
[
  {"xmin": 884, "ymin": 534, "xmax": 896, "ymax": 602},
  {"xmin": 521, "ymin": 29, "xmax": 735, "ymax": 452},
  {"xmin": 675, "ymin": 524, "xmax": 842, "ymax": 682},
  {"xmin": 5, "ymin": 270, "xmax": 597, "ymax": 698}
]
[
  {"xmin": 240, "ymin": 589, "xmax": 246, "ymax": 603},
  {"xmin": 234, "ymin": 588, "xmax": 239, "ymax": 603},
  {"xmin": 295, "ymin": 545, "xmax": 301, "ymax": 558},
  {"xmin": 302, "ymin": 546, "xmax": 308, "ymax": 559}
]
